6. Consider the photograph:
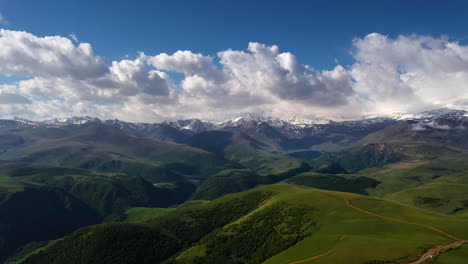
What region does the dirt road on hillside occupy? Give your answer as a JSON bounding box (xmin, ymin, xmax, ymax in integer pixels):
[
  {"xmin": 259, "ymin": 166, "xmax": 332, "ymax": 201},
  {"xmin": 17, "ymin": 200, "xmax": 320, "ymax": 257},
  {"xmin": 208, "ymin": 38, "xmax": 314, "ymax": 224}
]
[
  {"xmin": 408, "ymin": 240, "xmax": 468, "ymax": 264},
  {"xmin": 345, "ymin": 198, "xmax": 467, "ymax": 264},
  {"xmin": 287, "ymin": 249, "xmax": 334, "ymax": 264},
  {"xmin": 345, "ymin": 198, "xmax": 461, "ymax": 240},
  {"xmin": 287, "ymin": 198, "xmax": 466, "ymax": 264}
]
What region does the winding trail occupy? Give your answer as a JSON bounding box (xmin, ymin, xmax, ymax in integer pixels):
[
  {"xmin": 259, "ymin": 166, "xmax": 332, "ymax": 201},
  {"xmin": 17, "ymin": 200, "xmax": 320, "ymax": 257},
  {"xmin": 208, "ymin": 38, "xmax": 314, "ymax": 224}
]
[
  {"xmin": 408, "ymin": 240, "xmax": 468, "ymax": 264},
  {"xmin": 345, "ymin": 198, "xmax": 462, "ymax": 241},
  {"xmin": 287, "ymin": 249, "xmax": 334, "ymax": 264},
  {"xmin": 345, "ymin": 198, "xmax": 468, "ymax": 264},
  {"xmin": 287, "ymin": 197, "xmax": 467, "ymax": 264}
]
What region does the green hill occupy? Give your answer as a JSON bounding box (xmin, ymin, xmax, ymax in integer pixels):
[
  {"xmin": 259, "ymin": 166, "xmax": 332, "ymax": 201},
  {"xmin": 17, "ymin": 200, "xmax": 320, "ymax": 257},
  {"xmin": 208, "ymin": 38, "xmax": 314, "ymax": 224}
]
[
  {"xmin": 16, "ymin": 184, "xmax": 468, "ymax": 264},
  {"xmin": 0, "ymin": 186, "xmax": 100, "ymax": 263},
  {"xmin": 286, "ymin": 172, "xmax": 380, "ymax": 195},
  {"xmin": 431, "ymin": 245, "xmax": 468, "ymax": 263},
  {"xmin": 193, "ymin": 162, "xmax": 311, "ymax": 200},
  {"xmin": 0, "ymin": 124, "xmax": 233, "ymax": 183},
  {"xmin": 188, "ymin": 130, "xmax": 306, "ymax": 176},
  {"xmin": 0, "ymin": 162, "xmax": 197, "ymax": 262},
  {"xmin": 3, "ymin": 120, "xmax": 468, "ymax": 264},
  {"xmin": 387, "ymin": 183, "xmax": 468, "ymax": 216}
]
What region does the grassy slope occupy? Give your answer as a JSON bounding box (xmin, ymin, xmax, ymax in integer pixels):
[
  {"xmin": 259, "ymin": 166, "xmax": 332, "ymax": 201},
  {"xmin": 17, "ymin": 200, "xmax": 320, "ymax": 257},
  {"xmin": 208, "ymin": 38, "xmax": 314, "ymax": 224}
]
[
  {"xmin": 387, "ymin": 183, "xmax": 468, "ymax": 216},
  {"xmin": 431, "ymin": 245, "xmax": 468, "ymax": 263},
  {"xmin": 117, "ymin": 200, "xmax": 210, "ymax": 222},
  {"xmin": 10, "ymin": 184, "xmax": 468, "ymax": 264},
  {"xmin": 261, "ymin": 185, "xmax": 466, "ymax": 264},
  {"xmin": 0, "ymin": 162, "xmax": 201, "ymax": 262},
  {"xmin": 166, "ymin": 184, "xmax": 468, "ymax": 264},
  {"xmin": 116, "ymin": 207, "xmax": 176, "ymax": 222},
  {"xmin": 346, "ymin": 155, "xmax": 468, "ymax": 216},
  {"xmin": 0, "ymin": 186, "xmax": 101, "ymax": 263},
  {"xmin": 0, "ymin": 163, "xmax": 194, "ymax": 216},
  {"xmin": 0, "ymin": 124, "xmax": 232, "ymax": 183},
  {"xmin": 188, "ymin": 130, "xmax": 306, "ymax": 176},
  {"xmin": 361, "ymin": 156, "xmax": 468, "ymax": 196},
  {"xmin": 286, "ymin": 172, "xmax": 380, "ymax": 195},
  {"xmin": 18, "ymin": 190, "xmax": 272, "ymax": 264},
  {"xmin": 192, "ymin": 160, "xmax": 311, "ymax": 200},
  {"xmin": 351, "ymin": 198, "xmax": 468, "ymax": 239},
  {"xmin": 225, "ymin": 141, "xmax": 304, "ymax": 175}
]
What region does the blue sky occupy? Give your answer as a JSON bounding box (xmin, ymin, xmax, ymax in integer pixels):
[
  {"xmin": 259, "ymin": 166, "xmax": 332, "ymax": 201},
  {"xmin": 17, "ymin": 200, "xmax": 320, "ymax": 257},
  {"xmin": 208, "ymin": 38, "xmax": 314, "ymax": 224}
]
[
  {"xmin": 1, "ymin": 0, "xmax": 468, "ymax": 122},
  {"xmin": 3, "ymin": 0, "xmax": 468, "ymax": 69}
]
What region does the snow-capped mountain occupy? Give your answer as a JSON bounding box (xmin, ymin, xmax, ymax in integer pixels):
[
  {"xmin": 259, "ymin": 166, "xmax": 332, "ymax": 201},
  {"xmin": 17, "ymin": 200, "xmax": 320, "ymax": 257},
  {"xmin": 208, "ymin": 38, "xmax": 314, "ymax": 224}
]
[
  {"xmin": 13, "ymin": 117, "xmax": 42, "ymax": 126},
  {"xmin": 163, "ymin": 119, "xmax": 216, "ymax": 133},
  {"xmin": 409, "ymin": 108, "xmax": 467, "ymax": 122},
  {"xmin": 37, "ymin": 108, "xmax": 468, "ymax": 131},
  {"xmin": 2, "ymin": 108, "xmax": 466, "ymax": 142},
  {"xmin": 42, "ymin": 116, "xmax": 102, "ymax": 125},
  {"xmin": 218, "ymin": 113, "xmax": 335, "ymax": 128},
  {"xmin": 218, "ymin": 113, "xmax": 280, "ymax": 127}
]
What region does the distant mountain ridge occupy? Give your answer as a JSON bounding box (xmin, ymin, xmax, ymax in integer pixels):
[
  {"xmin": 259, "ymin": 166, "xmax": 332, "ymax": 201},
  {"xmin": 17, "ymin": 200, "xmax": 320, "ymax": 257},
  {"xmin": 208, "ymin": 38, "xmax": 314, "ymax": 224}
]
[
  {"xmin": 12, "ymin": 107, "xmax": 467, "ymax": 128},
  {"xmin": 9, "ymin": 108, "xmax": 462, "ymax": 128},
  {"xmin": 3, "ymin": 108, "xmax": 466, "ymax": 145}
]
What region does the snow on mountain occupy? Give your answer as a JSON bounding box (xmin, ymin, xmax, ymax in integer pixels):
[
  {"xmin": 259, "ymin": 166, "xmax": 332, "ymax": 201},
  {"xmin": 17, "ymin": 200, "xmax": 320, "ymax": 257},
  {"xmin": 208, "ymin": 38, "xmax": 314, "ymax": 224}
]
[
  {"xmin": 6, "ymin": 108, "xmax": 467, "ymax": 137},
  {"xmin": 410, "ymin": 108, "xmax": 467, "ymax": 122},
  {"xmin": 405, "ymin": 108, "xmax": 468, "ymax": 131},
  {"xmin": 13, "ymin": 117, "xmax": 41, "ymax": 126},
  {"xmin": 42, "ymin": 116, "xmax": 102, "ymax": 125},
  {"xmin": 219, "ymin": 113, "xmax": 274, "ymax": 127},
  {"xmin": 164, "ymin": 119, "xmax": 215, "ymax": 133},
  {"xmin": 218, "ymin": 113, "xmax": 333, "ymax": 129},
  {"xmin": 357, "ymin": 109, "xmax": 467, "ymax": 123},
  {"xmin": 38, "ymin": 108, "xmax": 463, "ymax": 131}
]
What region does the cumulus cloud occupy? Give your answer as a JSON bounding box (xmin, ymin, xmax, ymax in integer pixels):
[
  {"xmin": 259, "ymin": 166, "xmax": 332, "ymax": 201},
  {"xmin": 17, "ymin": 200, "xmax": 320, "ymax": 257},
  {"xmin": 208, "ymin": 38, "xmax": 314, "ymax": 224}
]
[
  {"xmin": 0, "ymin": 30, "xmax": 175, "ymax": 105},
  {"xmin": 351, "ymin": 33, "xmax": 468, "ymax": 114},
  {"xmin": 17, "ymin": 64, "xmax": 175, "ymax": 103},
  {"xmin": 150, "ymin": 50, "xmax": 220, "ymax": 78},
  {"xmin": 2, "ymin": 29, "xmax": 468, "ymax": 122},
  {"xmin": 148, "ymin": 42, "xmax": 356, "ymax": 114},
  {"xmin": 0, "ymin": 29, "xmax": 108, "ymax": 79},
  {"xmin": 216, "ymin": 42, "xmax": 354, "ymax": 104}
]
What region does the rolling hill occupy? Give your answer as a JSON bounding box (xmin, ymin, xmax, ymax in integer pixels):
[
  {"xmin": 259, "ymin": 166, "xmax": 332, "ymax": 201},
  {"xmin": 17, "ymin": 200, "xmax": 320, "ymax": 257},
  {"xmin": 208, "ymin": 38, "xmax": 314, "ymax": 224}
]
[
  {"xmin": 0, "ymin": 162, "xmax": 198, "ymax": 262},
  {"xmin": 2, "ymin": 109, "xmax": 468, "ymax": 263},
  {"xmin": 12, "ymin": 184, "xmax": 468, "ymax": 264},
  {"xmin": 0, "ymin": 123, "xmax": 234, "ymax": 183}
]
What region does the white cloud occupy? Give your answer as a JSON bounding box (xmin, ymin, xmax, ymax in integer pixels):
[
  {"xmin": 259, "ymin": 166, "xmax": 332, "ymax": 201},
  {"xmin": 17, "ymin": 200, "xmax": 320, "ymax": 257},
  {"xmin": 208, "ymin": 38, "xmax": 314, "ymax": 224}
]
[
  {"xmin": 0, "ymin": 29, "xmax": 108, "ymax": 79},
  {"xmin": 150, "ymin": 50, "xmax": 220, "ymax": 78},
  {"xmin": 0, "ymin": 30, "xmax": 175, "ymax": 105},
  {"xmin": 351, "ymin": 33, "xmax": 468, "ymax": 114},
  {"xmin": 148, "ymin": 42, "xmax": 356, "ymax": 115},
  {"xmin": 216, "ymin": 43, "xmax": 355, "ymax": 104},
  {"xmin": 2, "ymin": 29, "xmax": 468, "ymax": 122},
  {"xmin": 69, "ymin": 33, "xmax": 78, "ymax": 42}
]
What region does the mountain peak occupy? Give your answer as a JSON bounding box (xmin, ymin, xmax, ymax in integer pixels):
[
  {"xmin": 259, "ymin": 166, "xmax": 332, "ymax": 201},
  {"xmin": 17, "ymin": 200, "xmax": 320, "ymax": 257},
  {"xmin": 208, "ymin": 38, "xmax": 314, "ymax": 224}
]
[
  {"xmin": 14, "ymin": 107, "xmax": 468, "ymax": 133},
  {"xmin": 42, "ymin": 116, "xmax": 102, "ymax": 125},
  {"xmin": 412, "ymin": 108, "xmax": 467, "ymax": 121}
]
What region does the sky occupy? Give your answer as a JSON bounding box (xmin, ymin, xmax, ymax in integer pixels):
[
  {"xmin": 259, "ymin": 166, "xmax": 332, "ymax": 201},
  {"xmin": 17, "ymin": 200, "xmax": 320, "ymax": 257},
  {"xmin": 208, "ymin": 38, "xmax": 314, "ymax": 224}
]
[{"xmin": 1, "ymin": 0, "xmax": 468, "ymax": 122}]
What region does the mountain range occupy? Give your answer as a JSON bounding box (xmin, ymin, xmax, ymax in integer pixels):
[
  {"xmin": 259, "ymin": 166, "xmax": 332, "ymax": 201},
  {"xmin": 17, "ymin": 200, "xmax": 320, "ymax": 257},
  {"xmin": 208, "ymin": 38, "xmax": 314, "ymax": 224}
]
[
  {"xmin": 9, "ymin": 108, "xmax": 467, "ymax": 142},
  {"xmin": 2, "ymin": 107, "xmax": 468, "ymax": 263}
]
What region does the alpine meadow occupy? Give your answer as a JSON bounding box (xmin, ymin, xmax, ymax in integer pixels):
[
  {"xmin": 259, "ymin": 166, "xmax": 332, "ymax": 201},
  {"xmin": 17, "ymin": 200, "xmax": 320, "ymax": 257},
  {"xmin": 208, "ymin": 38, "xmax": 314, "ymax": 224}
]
[{"xmin": 1, "ymin": 1, "xmax": 468, "ymax": 263}]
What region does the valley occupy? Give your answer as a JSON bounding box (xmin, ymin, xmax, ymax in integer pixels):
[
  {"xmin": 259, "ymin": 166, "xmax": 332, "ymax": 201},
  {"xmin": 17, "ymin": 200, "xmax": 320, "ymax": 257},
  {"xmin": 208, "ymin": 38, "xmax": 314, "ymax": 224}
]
[
  {"xmin": 1, "ymin": 108, "xmax": 468, "ymax": 263},
  {"xmin": 2, "ymin": 2, "xmax": 468, "ymax": 263}
]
